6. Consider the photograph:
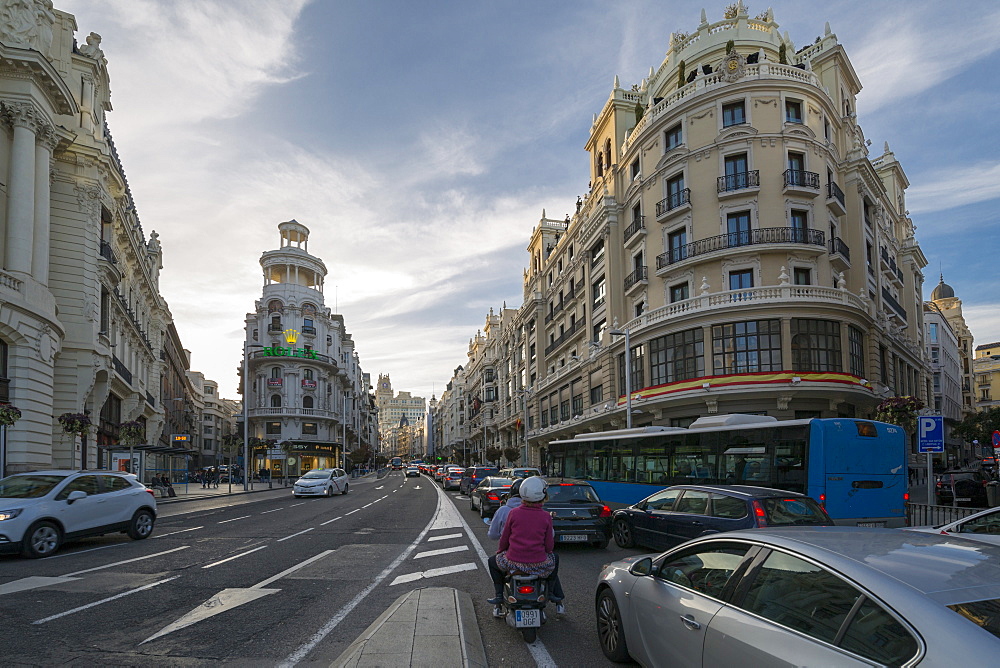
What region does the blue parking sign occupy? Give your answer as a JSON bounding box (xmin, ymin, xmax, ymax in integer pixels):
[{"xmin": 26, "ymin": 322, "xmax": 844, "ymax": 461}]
[{"xmin": 918, "ymin": 416, "xmax": 944, "ymax": 453}]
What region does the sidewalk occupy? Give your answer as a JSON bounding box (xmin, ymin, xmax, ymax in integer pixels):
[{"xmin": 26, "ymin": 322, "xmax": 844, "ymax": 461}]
[
  {"xmin": 156, "ymin": 471, "xmax": 382, "ymax": 505},
  {"xmin": 331, "ymin": 587, "xmax": 486, "ymax": 668}
]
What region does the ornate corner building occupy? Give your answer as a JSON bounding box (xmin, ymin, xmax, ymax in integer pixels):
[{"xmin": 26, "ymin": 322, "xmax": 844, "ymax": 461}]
[
  {"xmin": 433, "ymin": 4, "xmax": 932, "ymax": 468},
  {"xmin": 242, "ymin": 221, "xmax": 376, "ymax": 475}
]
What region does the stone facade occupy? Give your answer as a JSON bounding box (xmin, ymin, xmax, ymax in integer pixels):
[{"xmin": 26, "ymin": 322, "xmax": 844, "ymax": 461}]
[{"xmin": 375, "ymin": 374, "xmax": 426, "ymax": 458}]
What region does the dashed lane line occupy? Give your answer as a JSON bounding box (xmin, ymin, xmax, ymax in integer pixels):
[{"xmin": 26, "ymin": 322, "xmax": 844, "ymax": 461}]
[
  {"xmin": 277, "ymin": 528, "xmax": 315, "ymax": 542},
  {"xmin": 290, "ymin": 502, "xmax": 306, "ymax": 507},
  {"xmin": 261, "ymin": 508, "xmax": 283, "ymax": 514},
  {"xmin": 320, "ymin": 516, "xmax": 342, "ymax": 526},
  {"xmin": 345, "ymin": 509, "xmax": 360, "ymax": 516},
  {"xmin": 218, "ymin": 515, "xmax": 250, "ymax": 524},
  {"xmin": 63, "ymin": 546, "xmax": 191, "ymax": 577},
  {"xmin": 203, "ymin": 545, "xmax": 268, "ymax": 569},
  {"xmin": 154, "ymin": 526, "xmax": 203, "ymax": 539},
  {"xmin": 33, "ymin": 576, "xmax": 181, "ymax": 624}
]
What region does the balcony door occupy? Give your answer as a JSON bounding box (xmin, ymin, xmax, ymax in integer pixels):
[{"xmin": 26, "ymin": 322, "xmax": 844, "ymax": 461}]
[
  {"xmin": 727, "ymin": 211, "xmax": 751, "ymax": 247},
  {"xmin": 724, "ymin": 153, "xmax": 748, "ymax": 190}
]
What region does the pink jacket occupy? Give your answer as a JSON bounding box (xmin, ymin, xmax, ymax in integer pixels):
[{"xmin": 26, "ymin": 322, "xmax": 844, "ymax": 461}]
[{"xmin": 497, "ymin": 503, "xmax": 554, "ymax": 564}]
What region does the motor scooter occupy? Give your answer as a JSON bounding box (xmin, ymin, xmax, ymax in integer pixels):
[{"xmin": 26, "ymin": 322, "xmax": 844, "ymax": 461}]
[{"xmin": 484, "ymin": 517, "xmax": 549, "ymax": 643}]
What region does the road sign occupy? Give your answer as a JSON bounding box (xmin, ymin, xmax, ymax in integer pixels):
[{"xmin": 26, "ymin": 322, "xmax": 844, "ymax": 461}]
[
  {"xmin": 992, "ymin": 431, "xmax": 1000, "ymax": 447},
  {"xmin": 917, "ymin": 416, "xmax": 944, "ymax": 453}
]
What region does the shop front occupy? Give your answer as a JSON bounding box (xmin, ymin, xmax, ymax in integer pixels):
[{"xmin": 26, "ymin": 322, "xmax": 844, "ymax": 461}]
[{"xmin": 252, "ymin": 440, "xmax": 342, "ymax": 479}]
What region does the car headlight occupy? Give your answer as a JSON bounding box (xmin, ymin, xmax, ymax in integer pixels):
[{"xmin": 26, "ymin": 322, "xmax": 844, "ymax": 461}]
[{"xmin": 0, "ymin": 508, "xmax": 23, "ymax": 521}]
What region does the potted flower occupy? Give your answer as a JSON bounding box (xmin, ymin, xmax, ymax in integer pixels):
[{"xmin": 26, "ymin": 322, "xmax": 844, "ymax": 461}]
[
  {"xmin": 117, "ymin": 419, "xmax": 145, "ymax": 477},
  {"xmin": 58, "ymin": 412, "xmax": 92, "ymax": 437},
  {"xmin": 0, "ymin": 403, "xmax": 21, "ymax": 428}
]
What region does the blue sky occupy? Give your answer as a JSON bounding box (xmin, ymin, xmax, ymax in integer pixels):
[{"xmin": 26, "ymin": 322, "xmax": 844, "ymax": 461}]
[{"xmin": 58, "ymin": 0, "xmax": 1000, "ymax": 398}]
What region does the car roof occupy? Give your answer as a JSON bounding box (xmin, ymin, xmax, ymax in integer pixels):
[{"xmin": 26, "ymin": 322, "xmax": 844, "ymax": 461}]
[
  {"xmin": 658, "ymin": 484, "xmax": 809, "ymax": 499},
  {"xmin": 714, "ymin": 527, "xmax": 1000, "ymax": 602}
]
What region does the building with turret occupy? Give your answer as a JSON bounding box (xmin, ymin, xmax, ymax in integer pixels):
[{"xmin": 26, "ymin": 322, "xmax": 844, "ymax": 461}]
[
  {"xmin": 242, "ymin": 221, "xmax": 374, "ymax": 475},
  {"xmin": 375, "ymin": 374, "xmax": 426, "ymax": 458}
]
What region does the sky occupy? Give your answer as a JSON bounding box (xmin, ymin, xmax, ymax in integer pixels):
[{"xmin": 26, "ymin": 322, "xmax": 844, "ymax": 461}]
[{"xmin": 57, "ymin": 0, "xmax": 1000, "ymax": 400}]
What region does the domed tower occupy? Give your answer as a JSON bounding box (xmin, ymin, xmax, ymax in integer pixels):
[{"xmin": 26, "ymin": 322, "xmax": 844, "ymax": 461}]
[
  {"xmin": 243, "ymin": 221, "xmax": 353, "ymax": 477},
  {"xmin": 929, "ymin": 273, "xmax": 975, "ymax": 419}
]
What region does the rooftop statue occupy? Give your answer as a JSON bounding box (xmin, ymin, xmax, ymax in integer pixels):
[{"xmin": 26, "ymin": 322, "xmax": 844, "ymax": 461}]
[{"xmin": 0, "ymin": 0, "xmax": 55, "ymax": 53}]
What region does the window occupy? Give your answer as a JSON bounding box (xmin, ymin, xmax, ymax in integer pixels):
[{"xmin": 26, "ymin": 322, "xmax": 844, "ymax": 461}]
[
  {"xmin": 630, "ymin": 158, "xmax": 640, "ymax": 180},
  {"xmin": 722, "ymin": 101, "xmax": 746, "ymax": 127},
  {"xmin": 642, "ymin": 489, "xmax": 681, "ymax": 511},
  {"xmin": 55, "ymin": 475, "xmax": 100, "ymax": 500},
  {"xmin": 674, "ymin": 490, "xmax": 710, "ymax": 514},
  {"xmin": 791, "ymin": 319, "xmax": 842, "ymax": 372},
  {"xmin": 593, "ymin": 318, "xmax": 606, "ymax": 344},
  {"xmin": 303, "ymin": 395, "xmax": 314, "ymax": 409},
  {"xmin": 738, "ymin": 550, "xmax": 863, "ymax": 645},
  {"xmin": 727, "ymin": 211, "xmax": 751, "ymax": 246},
  {"xmin": 302, "ymin": 423, "xmax": 317, "ymax": 435},
  {"xmin": 928, "ymin": 322, "xmax": 938, "ymax": 343},
  {"xmin": 790, "ymin": 209, "xmax": 808, "ymax": 242},
  {"xmin": 593, "ymin": 276, "xmax": 606, "ymax": 308},
  {"xmin": 668, "ymin": 228, "xmax": 687, "ymax": 263},
  {"xmin": 665, "ymin": 173, "xmax": 686, "ymax": 210},
  {"xmin": 650, "ymin": 327, "xmax": 704, "ymax": 385},
  {"xmin": 631, "ymin": 202, "xmax": 642, "ymax": 225},
  {"xmin": 930, "ymin": 346, "xmax": 940, "ymax": 364},
  {"xmin": 840, "ymin": 598, "xmax": 919, "ymax": 665},
  {"xmin": 270, "ymin": 394, "xmax": 282, "ymax": 407},
  {"xmin": 665, "ymin": 123, "xmax": 682, "ymax": 150},
  {"xmin": 265, "ymin": 421, "xmax": 281, "ymax": 435},
  {"xmin": 669, "ymin": 282, "xmax": 689, "ymax": 303},
  {"xmin": 787, "ymin": 152, "xmax": 806, "ymax": 186},
  {"xmin": 271, "ymin": 367, "xmax": 281, "ymax": 379},
  {"xmin": 590, "ymin": 384, "xmax": 604, "ymax": 405},
  {"xmin": 205, "ymin": 386, "xmax": 214, "ymax": 395},
  {"xmin": 591, "ymin": 239, "xmax": 605, "ymax": 265},
  {"xmin": 848, "ymin": 326, "xmax": 865, "ymax": 377},
  {"xmin": 711, "ymin": 493, "xmax": 748, "ymax": 519},
  {"xmin": 793, "ymin": 267, "xmax": 811, "ymax": 285},
  {"xmin": 723, "ymin": 153, "xmax": 749, "ymax": 190},
  {"xmin": 713, "ymin": 319, "xmax": 782, "ymax": 373},
  {"xmin": 785, "ymin": 99, "xmax": 803, "ymax": 123},
  {"xmin": 634, "ymin": 301, "xmax": 645, "ymax": 318},
  {"xmin": 657, "ymin": 542, "xmax": 751, "ymax": 600},
  {"xmin": 729, "ymin": 269, "xmax": 753, "ymax": 291},
  {"xmin": 303, "ymin": 368, "xmax": 314, "ymax": 380}
]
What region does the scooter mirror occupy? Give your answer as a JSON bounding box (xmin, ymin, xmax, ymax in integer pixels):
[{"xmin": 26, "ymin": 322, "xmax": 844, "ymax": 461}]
[{"xmin": 483, "ymin": 517, "xmax": 492, "ymax": 526}]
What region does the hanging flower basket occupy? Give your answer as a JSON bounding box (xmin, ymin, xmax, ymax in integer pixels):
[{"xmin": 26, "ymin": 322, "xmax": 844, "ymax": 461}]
[
  {"xmin": 58, "ymin": 412, "xmax": 92, "ymax": 437},
  {"xmin": 117, "ymin": 420, "xmax": 145, "ymax": 447},
  {"xmin": 0, "ymin": 403, "xmax": 21, "ymax": 428}
]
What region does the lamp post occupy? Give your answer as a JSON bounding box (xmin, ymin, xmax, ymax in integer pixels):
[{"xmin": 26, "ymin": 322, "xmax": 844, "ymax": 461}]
[
  {"xmin": 609, "ymin": 327, "xmax": 633, "ymax": 429},
  {"xmin": 243, "ymin": 342, "xmax": 264, "ymax": 492},
  {"xmin": 517, "ymin": 387, "xmax": 532, "ymax": 465}
]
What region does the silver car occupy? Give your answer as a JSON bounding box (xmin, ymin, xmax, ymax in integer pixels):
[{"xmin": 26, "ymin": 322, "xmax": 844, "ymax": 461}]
[
  {"xmin": 906, "ymin": 505, "xmax": 1000, "ymax": 546},
  {"xmin": 292, "ymin": 468, "xmax": 349, "ymax": 497},
  {"xmin": 595, "ymin": 527, "xmax": 1000, "ymax": 666}
]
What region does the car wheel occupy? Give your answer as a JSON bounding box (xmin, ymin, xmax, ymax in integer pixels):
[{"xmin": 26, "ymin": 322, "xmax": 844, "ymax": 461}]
[
  {"xmin": 594, "ymin": 535, "xmax": 610, "ymax": 549},
  {"xmin": 480, "ymin": 503, "xmax": 487, "ymax": 519},
  {"xmin": 22, "ymin": 521, "xmax": 62, "ymax": 558},
  {"xmin": 596, "ymin": 589, "xmax": 630, "ymax": 663},
  {"xmin": 294, "ymin": 495, "xmax": 301, "ymax": 499},
  {"xmin": 613, "ymin": 519, "xmax": 635, "ymax": 548},
  {"xmin": 470, "ymin": 495, "xmax": 477, "ymax": 511},
  {"xmin": 127, "ymin": 509, "xmax": 155, "ymax": 540},
  {"xmin": 342, "ymin": 483, "xmax": 349, "ymax": 495}
]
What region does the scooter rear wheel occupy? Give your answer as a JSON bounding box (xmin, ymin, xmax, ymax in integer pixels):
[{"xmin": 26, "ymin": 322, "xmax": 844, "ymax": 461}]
[{"xmin": 521, "ymin": 627, "xmax": 537, "ymax": 643}]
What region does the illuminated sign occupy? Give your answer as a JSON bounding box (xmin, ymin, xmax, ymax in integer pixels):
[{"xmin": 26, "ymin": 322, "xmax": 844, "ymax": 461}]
[
  {"xmin": 172, "ymin": 434, "xmax": 190, "ymax": 443},
  {"xmin": 261, "ymin": 346, "xmax": 318, "ymax": 359}
]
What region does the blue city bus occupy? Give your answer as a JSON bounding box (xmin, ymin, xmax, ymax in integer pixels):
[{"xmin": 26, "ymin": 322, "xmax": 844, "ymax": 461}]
[{"xmin": 546, "ymin": 414, "xmax": 907, "ymax": 527}]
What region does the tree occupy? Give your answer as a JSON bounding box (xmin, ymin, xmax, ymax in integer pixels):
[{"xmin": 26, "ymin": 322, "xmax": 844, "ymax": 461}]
[
  {"xmin": 503, "ymin": 447, "xmax": 520, "ymax": 466},
  {"xmin": 778, "ymin": 43, "xmax": 787, "ymax": 64},
  {"xmin": 677, "ymin": 60, "xmax": 686, "ymax": 89},
  {"xmin": 953, "ymin": 407, "xmax": 1000, "ymax": 451},
  {"xmin": 485, "ymin": 446, "xmax": 502, "ymax": 464}
]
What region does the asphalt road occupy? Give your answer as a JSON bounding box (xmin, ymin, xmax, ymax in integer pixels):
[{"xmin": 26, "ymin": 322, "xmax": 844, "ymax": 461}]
[{"xmin": 0, "ymin": 472, "xmax": 646, "ymax": 667}]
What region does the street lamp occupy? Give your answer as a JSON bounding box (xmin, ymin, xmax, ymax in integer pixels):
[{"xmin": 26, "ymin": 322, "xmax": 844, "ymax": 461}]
[
  {"xmin": 517, "ymin": 387, "xmax": 532, "ymax": 466},
  {"xmin": 243, "ymin": 342, "xmax": 264, "ymax": 491},
  {"xmin": 609, "ymin": 327, "xmax": 633, "ymax": 429}
]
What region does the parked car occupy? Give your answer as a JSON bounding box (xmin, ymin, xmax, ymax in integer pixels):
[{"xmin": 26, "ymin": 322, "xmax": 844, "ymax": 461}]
[
  {"xmin": 499, "ymin": 467, "xmax": 542, "ymax": 480},
  {"xmin": 906, "ymin": 505, "xmax": 1000, "ymax": 546},
  {"xmin": 405, "ymin": 466, "xmax": 420, "ymax": 477},
  {"xmin": 470, "ymin": 477, "xmax": 514, "ymax": 518},
  {"xmin": 544, "ymin": 479, "xmax": 612, "ymax": 548},
  {"xmin": 441, "ymin": 466, "xmax": 466, "ymax": 491},
  {"xmin": 611, "ymin": 485, "xmax": 832, "ymax": 551},
  {"xmin": 459, "ymin": 466, "xmax": 499, "ymax": 495},
  {"xmin": 595, "ymin": 527, "xmax": 1000, "ymax": 666},
  {"xmin": 936, "ymin": 469, "xmax": 990, "ymax": 507},
  {"xmin": 292, "ymin": 468, "xmax": 349, "ymax": 497},
  {"xmin": 0, "ymin": 470, "xmax": 157, "ymax": 558}
]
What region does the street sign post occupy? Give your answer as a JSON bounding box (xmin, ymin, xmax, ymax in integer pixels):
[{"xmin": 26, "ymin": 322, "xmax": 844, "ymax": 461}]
[{"xmin": 918, "ymin": 416, "xmax": 944, "ymax": 504}]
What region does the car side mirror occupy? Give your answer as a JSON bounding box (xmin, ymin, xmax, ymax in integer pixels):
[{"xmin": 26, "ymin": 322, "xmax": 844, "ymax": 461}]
[
  {"xmin": 66, "ymin": 490, "xmax": 87, "ymax": 504},
  {"xmin": 629, "ymin": 557, "xmax": 654, "ymax": 577}
]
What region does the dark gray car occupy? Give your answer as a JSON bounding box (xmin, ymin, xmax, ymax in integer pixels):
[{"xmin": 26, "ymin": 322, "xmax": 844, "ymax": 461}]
[{"xmin": 596, "ymin": 527, "xmax": 1000, "ymax": 666}]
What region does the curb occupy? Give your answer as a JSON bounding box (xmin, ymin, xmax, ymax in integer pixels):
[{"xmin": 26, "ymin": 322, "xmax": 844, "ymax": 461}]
[
  {"xmin": 331, "ymin": 587, "xmax": 486, "ymax": 668},
  {"xmin": 155, "ymin": 486, "xmax": 279, "ymax": 505}
]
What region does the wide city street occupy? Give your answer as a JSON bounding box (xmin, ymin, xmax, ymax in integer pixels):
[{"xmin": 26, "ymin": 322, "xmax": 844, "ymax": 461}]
[{"xmin": 0, "ymin": 471, "xmax": 640, "ymax": 667}]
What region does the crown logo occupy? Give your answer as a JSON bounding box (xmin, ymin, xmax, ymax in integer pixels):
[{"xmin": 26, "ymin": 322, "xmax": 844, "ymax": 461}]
[{"xmin": 283, "ymin": 329, "xmax": 299, "ymax": 345}]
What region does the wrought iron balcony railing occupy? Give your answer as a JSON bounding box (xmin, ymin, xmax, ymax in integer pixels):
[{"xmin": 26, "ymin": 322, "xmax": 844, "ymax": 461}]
[
  {"xmin": 717, "ymin": 171, "xmax": 759, "ymax": 193},
  {"xmin": 783, "ymin": 169, "xmax": 820, "ymax": 189},
  {"xmin": 657, "ymin": 227, "xmax": 825, "ymax": 269},
  {"xmin": 656, "ymin": 188, "xmax": 691, "ymax": 216}
]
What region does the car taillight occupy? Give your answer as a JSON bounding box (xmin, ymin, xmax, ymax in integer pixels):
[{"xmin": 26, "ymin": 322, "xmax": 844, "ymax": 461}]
[
  {"xmin": 752, "ymin": 500, "xmax": 767, "ymax": 528},
  {"xmin": 517, "ymin": 585, "xmax": 535, "ymax": 594},
  {"xmin": 146, "ymin": 488, "xmax": 156, "ymax": 498},
  {"xmin": 599, "ymin": 505, "xmax": 611, "ymax": 518},
  {"xmin": 818, "ymin": 493, "xmax": 826, "ymax": 508},
  {"xmin": 487, "ymin": 494, "xmax": 500, "ymax": 501},
  {"xmin": 903, "ymin": 492, "xmax": 910, "ymax": 502}
]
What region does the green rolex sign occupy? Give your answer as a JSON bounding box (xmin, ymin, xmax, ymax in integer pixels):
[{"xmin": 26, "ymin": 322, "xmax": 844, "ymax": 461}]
[{"xmin": 262, "ymin": 346, "xmax": 318, "ymax": 359}]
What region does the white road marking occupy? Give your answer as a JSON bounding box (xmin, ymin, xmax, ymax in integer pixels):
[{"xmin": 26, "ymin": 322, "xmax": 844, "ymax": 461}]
[
  {"xmin": 202, "ymin": 546, "xmax": 268, "ymax": 569},
  {"xmin": 46, "ymin": 543, "xmax": 124, "ymax": 559},
  {"xmin": 454, "ymin": 495, "xmax": 469, "ymax": 500},
  {"xmin": 375, "ymin": 485, "xmax": 384, "ymax": 490},
  {"xmin": 345, "ymin": 508, "xmax": 360, "ymax": 515},
  {"xmin": 427, "ymin": 532, "xmax": 462, "ymax": 542},
  {"xmin": 277, "ymin": 528, "xmax": 315, "ymax": 542},
  {"xmin": 362, "ymin": 503, "xmax": 373, "ymax": 508},
  {"xmin": 63, "ymin": 546, "xmax": 191, "ymax": 577},
  {"xmin": 253, "ymin": 550, "xmax": 334, "ymax": 589},
  {"xmin": 279, "ymin": 485, "xmax": 447, "ymax": 666},
  {"xmin": 0, "ymin": 576, "xmax": 79, "ymax": 596},
  {"xmin": 389, "ymin": 562, "xmax": 478, "ymax": 586},
  {"xmin": 154, "ymin": 526, "xmax": 203, "ymax": 538},
  {"xmin": 33, "ymin": 576, "xmax": 180, "ymax": 624},
  {"xmin": 290, "ymin": 502, "xmax": 306, "ymax": 507},
  {"xmin": 412, "ymin": 485, "xmax": 420, "ymax": 490},
  {"xmin": 218, "ymin": 515, "xmax": 250, "ymax": 524},
  {"xmin": 261, "ymin": 508, "xmax": 283, "ymax": 514},
  {"xmin": 320, "ymin": 516, "xmax": 342, "ymax": 526},
  {"xmin": 414, "ymin": 545, "xmax": 468, "ymax": 559}
]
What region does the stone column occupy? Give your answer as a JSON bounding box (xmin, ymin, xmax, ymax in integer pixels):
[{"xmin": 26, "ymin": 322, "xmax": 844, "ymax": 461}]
[
  {"xmin": 4, "ymin": 102, "xmax": 38, "ymax": 275},
  {"xmin": 33, "ymin": 123, "xmax": 57, "ymax": 285}
]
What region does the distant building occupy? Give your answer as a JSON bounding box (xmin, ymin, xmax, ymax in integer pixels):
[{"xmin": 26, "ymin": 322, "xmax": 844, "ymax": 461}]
[
  {"xmin": 974, "ymin": 341, "xmax": 1000, "ymax": 418},
  {"xmin": 375, "ymin": 374, "xmax": 426, "ymax": 457}
]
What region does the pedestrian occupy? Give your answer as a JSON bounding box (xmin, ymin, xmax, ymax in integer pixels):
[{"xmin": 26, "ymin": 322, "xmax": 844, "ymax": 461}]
[{"xmin": 213, "ymin": 469, "xmax": 219, "ymax": 488}]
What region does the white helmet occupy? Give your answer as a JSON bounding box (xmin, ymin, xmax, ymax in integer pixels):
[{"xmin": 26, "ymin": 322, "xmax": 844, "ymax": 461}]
[{"xmin": 520, "ymin": 476, "xmax": 547, "ymax": 502}]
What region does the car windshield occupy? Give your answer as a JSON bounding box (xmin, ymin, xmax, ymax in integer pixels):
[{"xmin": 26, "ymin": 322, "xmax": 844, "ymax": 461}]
[
  {"xmin": 0, "ymin": 474, "xmax": 67, "ymax": 498},
  {"xmin": 547, "ymin": 484, "xmax": 600, "ymax": 503},
  {"xmin": 948, "ymin": 599, "xmax": 1000, "ymax": 640},
  {"xmin": 762, "ymin": 496, "xmax": 830, "ymax": 525},
  {"xmin": 301, "ymin": 471, "xmax": 331, "ymax": 479}
]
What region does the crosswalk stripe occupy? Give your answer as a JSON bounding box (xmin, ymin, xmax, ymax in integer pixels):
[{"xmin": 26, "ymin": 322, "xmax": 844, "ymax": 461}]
[
  {"xmin": 427, "ymin": 532, "xmax": 462, "ymax": 542},
  {"xmin": 414, "ymin": 545, "xmax": 468, "ymax": 559},
  {"xmin": 389, "ymin": 562, "xmax": 478, "ymax": 586}
]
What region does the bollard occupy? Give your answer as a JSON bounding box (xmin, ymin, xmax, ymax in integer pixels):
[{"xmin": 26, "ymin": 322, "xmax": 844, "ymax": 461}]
[{"xmin": 988, "ymin": 481, "xmax": 999, "ymax": 507}]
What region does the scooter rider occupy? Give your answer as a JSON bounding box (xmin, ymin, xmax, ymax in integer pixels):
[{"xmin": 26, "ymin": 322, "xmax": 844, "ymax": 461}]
[
  {"xmin": 487, "ymin": 478, "xmax": 523, "ymax": 540},
  {"xmin": 488, "ymin": 476, "xmax": 566, "ymax": 613}
]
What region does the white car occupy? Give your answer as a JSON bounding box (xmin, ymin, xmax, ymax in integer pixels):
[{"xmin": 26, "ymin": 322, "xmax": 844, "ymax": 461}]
[
  {"xmin": 0, "ymin": 470, "xmax": 157, "ymax": 558},
  {"xmin": 905, "ymin": 506, "xmax": 1000, "ymax": 546},
  {"xmin": 405, "ymin": 466, "xmax": 420, "ymax": 477},
  {"xmin": 293, "ymin": 468, "xmax": 349, "ymax": 497}
]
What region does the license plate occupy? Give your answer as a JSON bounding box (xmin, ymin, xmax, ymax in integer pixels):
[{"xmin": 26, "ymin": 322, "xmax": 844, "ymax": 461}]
[
  {"xmin": 514, "ymin": 609, "xmax": 541, "ymax": 628},
  {"xmin": 559, "ymin": 534, "xmax": 588, "ymax": 542},
  {"xmin": 957, "ymin": 498, "xmax": 971, "ymax": 502},
  {"xmin": 856, "ymin": 521, "xmax": 886, "ymax": 528}
]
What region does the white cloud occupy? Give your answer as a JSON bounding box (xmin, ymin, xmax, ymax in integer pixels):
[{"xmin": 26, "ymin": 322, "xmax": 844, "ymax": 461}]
[
  {"xmin": 964, "ymin": 304, "xmax": 1000, "ymax": 348},
  {"xmin": 906, "ymin": 162, "xmax": 1000, "ymax": 215}
]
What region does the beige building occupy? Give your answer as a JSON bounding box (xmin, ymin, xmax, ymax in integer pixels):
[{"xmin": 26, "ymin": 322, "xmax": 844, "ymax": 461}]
[
  {"xmin": 974, "ymin": 342, "xmax": 1000, "ymax": 416},
  {"xmin": 0, "ymin": 4, "xmax": 195, "ymax": 474},
  {"xmin": 375, "ymin": 374, "xmax": 426, "ymax": 458},
  {"xmin": 434, "ymin": 4, "xmax": 931, "ymax": 469}
]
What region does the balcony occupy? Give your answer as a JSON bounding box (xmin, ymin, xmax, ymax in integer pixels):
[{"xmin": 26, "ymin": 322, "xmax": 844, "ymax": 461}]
[
  {"xmin": 880, "ymin": 247, "xmax": 905, "ymax": 287},
  {"xmin": 830, "ymin": 237, "xmax": 851, "ymax": 271},
  {"xmin": 717, "ymin": 171, "xmax": 759, "ymax": 198},
  {"xmin": 301, "ymin": 325, "xmax": 316, "ymax": 336},
  {"xmin": 656, "ymin": 227, "xmax": 825, "ymax": 270},
  {"xmin": 248, "ymin": 406, "xmax": 341, "ymax": 421},
  {"xmin": 267, "ymin": 323, "xmax": 284, "ymax": 333},
  {"xmin": 112, "ymin": 354, "xmax": 132, "ymax": 385},
  {"xmin": 881, "ymin": 287, "xmax": 907, "ymax": 324},
  {"xmin": 624, "ymin": 266, "xmax": 648, "ymax": 292},
  {"xmin": 656, "ymin": 188, "xmax": 691, "ymax": 219},
  {"xmin": 544, "ymin": 319, "xmax": 583, "ymax": 356},
  {"xmin": 99, "ymin": 240, "xmax": 118, "ymax": 265},
  {"xmin": 267, "ymin": 378, "xmax": 284, "ymax": 387},
  {"xmin": 826, "ymin": 181, "xmax": 846, "ymax": 216},
  {"xmin": 782, "ymin": 169, "xmax": 820, "ymax": 197},
  {"xmin": 623, "ymin": 216, "xmax": 646, "ymax": 245},
  {"xmin": 302, "ymin": 379, "xmax": 317, "ymax": 389}
]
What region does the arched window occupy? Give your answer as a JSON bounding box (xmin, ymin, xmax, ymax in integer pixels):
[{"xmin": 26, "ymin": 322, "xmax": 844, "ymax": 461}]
[
  {"xmin": 268, "ymin": 300, "xmax": 284, "ymax": 313},
  {"xmin": 271, "ymin": 367, "xmax": 281, "ymax": 379},
  {"xmin": 604, "ymin": 139, "xmax": 612, "ymax": 169},
  {"xmin": 303, "ymin": 396, "xmax": 314, "ymax": 409},
  {"xmin": 303, "ymin": 368, "xmax": 314, "ymax": 380},
  {"xmin": 302, "ymin": 303, "xmax": 317, "ymax": 316},
  {"xmin": 270, "ymin": 394, "xmax": 282, "ymax": 407}
]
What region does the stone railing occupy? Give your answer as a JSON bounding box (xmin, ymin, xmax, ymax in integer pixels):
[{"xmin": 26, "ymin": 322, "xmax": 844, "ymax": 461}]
[{"xmin": 0, "ymin": 269, "xmax": 22, "ymax": 293}]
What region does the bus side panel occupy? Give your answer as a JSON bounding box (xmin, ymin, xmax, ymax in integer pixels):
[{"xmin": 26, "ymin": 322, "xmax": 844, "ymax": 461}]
[
  {"xmin": 814, "ymin": 420, "xmax": 907, "ymax": 527},
  {"xmin": 587, "ymin": 480, "xmax": 665, "ymax": 506}
]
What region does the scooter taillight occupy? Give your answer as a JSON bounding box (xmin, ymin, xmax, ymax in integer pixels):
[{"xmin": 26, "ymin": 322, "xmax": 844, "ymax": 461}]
[{"xmin": 517, "ymin": 585, "xmax": 535, "ymax": 594}]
